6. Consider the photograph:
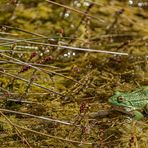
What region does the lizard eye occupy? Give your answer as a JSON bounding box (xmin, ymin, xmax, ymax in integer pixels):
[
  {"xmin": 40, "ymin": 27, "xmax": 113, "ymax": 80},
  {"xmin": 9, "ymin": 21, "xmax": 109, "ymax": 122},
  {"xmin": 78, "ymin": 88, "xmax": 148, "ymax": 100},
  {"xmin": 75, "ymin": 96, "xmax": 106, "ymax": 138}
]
[{"xmin": 117, "ymin": 96, "xmax": 125, "ymax": 103}]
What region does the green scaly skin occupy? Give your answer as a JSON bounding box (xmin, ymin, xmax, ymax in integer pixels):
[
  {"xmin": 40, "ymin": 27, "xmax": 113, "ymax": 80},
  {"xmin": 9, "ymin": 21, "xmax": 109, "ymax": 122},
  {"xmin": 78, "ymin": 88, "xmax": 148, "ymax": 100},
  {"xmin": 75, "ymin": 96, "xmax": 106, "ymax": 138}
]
[{"xmin": 108, "ymin": 86, "xmax": 148, "ymax": 120}]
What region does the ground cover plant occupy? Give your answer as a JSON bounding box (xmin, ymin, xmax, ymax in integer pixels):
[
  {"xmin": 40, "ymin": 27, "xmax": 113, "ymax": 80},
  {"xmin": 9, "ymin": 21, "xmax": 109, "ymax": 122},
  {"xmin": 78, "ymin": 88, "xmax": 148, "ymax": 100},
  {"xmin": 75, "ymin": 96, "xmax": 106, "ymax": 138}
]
[{"xmin": 0, "ymin": 0, "xmax": 148, "ymax": 147}]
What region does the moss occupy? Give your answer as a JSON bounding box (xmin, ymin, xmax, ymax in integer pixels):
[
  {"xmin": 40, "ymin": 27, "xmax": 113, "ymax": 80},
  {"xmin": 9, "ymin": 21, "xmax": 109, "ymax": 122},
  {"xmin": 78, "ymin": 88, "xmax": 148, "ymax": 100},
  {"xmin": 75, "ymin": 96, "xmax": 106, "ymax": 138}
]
[{"xmin": 0, "ymin": 0, "xmax": 147, "ymax": 147}]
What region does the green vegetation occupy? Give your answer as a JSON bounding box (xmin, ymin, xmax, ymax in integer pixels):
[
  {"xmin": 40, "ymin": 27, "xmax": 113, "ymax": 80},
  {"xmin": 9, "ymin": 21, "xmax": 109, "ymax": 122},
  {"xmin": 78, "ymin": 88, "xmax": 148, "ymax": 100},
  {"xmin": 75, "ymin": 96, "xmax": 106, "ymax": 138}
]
[{"xmin": 0, "ymin": 0, "xmax": 148, "ymax": 147}]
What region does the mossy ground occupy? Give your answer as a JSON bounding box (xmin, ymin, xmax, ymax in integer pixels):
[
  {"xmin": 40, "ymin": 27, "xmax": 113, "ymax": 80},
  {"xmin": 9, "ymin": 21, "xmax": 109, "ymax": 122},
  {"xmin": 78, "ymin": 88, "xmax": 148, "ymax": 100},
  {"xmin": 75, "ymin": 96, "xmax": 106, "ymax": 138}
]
[{"xmin": 0, "ymin": 0, "xmax": 148, "ymax": 147}]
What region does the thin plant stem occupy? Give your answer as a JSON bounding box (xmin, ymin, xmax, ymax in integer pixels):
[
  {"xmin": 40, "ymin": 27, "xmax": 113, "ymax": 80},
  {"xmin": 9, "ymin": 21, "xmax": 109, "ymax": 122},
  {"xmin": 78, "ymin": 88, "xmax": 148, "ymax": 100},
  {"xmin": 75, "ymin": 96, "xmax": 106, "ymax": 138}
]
[
  {"xmin": 0, "ymin": 70, "xmax": 64, "ymax": 97},
  {"xmin": 0, "ymin": 111, "xmax": 32, "ymax": 148},
  {"xmin": 0, "ymin": 53, "xmax": 82, "ymax": 84},
  {"xmin": 0, "ymin": 108, "xmax": 80, "ymax": 127},
  {"xmin": 45, "ymin": 0, "xmax": 104, "ymax": 23},
  {"xmin": 9, "ymin": 121, "xmax": 92, "ymax": 145}
]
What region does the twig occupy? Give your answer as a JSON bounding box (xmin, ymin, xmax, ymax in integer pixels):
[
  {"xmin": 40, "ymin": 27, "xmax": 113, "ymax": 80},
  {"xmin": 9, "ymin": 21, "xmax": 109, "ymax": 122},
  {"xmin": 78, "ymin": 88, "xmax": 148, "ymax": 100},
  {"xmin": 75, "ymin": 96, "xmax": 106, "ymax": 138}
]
[
  {"xmin": 0, "ymin": 111, "xmax": 32, "ymax": 148},
  {"xmin": 0, "ymin": 108, "xmax": 80, "ymax": 127},
  {"xmin": 0, "ymin": 36, "xmax": 128, "ymax": 55},
  {"xmin": 0, "ymin": 119, "xmax": 92, "ymax": 145},
  {"xmin": 0, "ymin": 53, "xmax": 82, "ymax": 84},
  {"xmin": 0, "ymin": 70, "xmax": 64, "ymax": 97},
  {"xmin": 0, "ymin": 60, "xmax": 59, "ymax": 69},
  {"xmin": 14, "ymin": 123, "xmax": 92, "ymax": 145},
  {"xmin": 0, "ymin": 25, "xmax": 46, "ymax": 38},
  {"xmin": 10, "ymin": 40, "xmax": 129, "ymax": 55},
  {"xmin": 45, "ymin": 0, "xmax": 104, "ymax": 23}
]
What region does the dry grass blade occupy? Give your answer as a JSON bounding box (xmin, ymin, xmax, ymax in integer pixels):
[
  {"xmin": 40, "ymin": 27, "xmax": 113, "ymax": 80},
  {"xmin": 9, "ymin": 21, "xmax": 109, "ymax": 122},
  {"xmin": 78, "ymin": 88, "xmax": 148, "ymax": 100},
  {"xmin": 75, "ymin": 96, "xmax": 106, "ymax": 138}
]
[
  {"xmin": 0, "ymin": 70, "xmax": 64, "ymax": 96},
  {"xmin": 46, "ymin": 0, "xmax": 104, "ymax": 23},
  {"xmin": 0, "ymin": 108, "xmax": 80, "ymax": 127},
  {"xmin": 0, "ymin": 111, "xmax": 32, "ymax": 148}
]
